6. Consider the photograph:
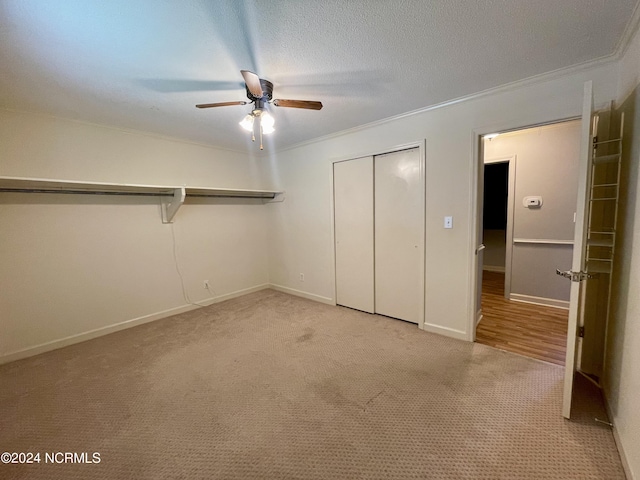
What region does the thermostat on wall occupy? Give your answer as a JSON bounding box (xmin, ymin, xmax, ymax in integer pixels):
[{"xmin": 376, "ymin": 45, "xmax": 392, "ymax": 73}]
[{"xmin": 523, "ymin": 196, "xmax": 543, "ymax": 208}]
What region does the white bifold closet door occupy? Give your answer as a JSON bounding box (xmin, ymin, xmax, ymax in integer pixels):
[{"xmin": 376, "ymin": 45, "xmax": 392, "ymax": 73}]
[
  {"xmin": 334, "ymin": 148, "xmax": 423, "ymax": 324},
  {"xmin": 334, "ymin": 156, "xmax": 375, "ymax": 313},
  {"xmin": 374, "ymin": 149, "xmax": 423, "ymax": 324}
]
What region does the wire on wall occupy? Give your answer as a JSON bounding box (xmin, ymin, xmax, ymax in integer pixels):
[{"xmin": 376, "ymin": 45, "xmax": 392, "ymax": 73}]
[{"xmin": 170, "ymin": 222, "xmax": 216, "ymax": 308}]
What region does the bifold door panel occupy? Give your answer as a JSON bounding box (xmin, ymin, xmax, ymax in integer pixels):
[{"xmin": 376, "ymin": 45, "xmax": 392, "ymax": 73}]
[
  {"xmin": 374, "ymin": 149, "xmax": 422, "ymax": 324},
  {"xmin": 334, "ymin": 157, "xmax": 375, "ymax": 313}
]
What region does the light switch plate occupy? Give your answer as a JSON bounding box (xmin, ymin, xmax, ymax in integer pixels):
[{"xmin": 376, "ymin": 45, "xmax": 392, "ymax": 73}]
[{"xmin": 444, "ymin": 216, "xmax": 453, "ymax": 229}]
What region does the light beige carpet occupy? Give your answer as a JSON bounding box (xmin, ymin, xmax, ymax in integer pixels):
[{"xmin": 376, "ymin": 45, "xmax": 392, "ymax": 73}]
[{"xmin": 0, "ymin": 289, "xmax": 625, "ymax": 479}]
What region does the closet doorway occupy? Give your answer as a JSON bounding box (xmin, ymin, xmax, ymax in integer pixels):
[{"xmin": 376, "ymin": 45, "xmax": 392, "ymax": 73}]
[{"xmin": 333, "ymin": 146, "xmax": 425, "ymax": 326}]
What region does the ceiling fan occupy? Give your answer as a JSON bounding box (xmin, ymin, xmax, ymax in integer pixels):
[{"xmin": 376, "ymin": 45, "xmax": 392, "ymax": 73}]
[{"xmin": 196, "ymin": 70, "xmax": 323, "ymax": 150}]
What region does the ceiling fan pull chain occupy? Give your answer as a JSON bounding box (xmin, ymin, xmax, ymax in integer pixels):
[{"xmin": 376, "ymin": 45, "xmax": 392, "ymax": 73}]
[{"xmin": 259, "ymin": 126, "xmax": 264, "ymax": 150}]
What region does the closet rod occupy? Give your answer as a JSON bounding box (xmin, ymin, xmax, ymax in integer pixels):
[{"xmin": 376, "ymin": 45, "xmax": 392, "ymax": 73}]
[
  {"xmin": 0, "ymin": 189, "xmax": 277, "ymax": 199},
  {"xmin": 188, "ymin": 193, "xmax": 276, "ymax": 199},
  {"xmin": 0, "ymin": 188, "xmax": 173, "ymax": 197}
]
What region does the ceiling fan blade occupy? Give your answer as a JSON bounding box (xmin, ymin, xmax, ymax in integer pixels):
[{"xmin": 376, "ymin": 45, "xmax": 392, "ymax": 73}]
[
  {"xmin": 273, "ymin": 99, "xmax": 323, "ymax": 110},
  {"xmin": 195, "ymin": 101, "xmax": 247, "ymax": 109},
  {"xmin": 241, "ymin": 70, "xmax": 263, "ymax": 97}
]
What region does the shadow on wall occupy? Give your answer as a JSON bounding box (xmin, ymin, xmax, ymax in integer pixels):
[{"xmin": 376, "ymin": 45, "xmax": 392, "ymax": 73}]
[{"xmin": 606, "ymin": 85, "xmax": 639, "ymax": 410}]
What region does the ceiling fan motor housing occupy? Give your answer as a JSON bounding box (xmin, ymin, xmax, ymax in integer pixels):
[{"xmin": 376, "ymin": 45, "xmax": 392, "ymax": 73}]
[{"xmin": 246, "ymin": 79, "xmax": 273, "ymax": 101}]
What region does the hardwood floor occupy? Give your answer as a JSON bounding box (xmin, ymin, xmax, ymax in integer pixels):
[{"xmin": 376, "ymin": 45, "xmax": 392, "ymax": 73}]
[{"xmin": 476, "ymin": 271, "xmax": 569, "ymax": 365}]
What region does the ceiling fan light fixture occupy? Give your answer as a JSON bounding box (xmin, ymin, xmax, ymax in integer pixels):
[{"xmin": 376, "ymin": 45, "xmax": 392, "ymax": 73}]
[
  {"xmin": 239, "ymin": 114, "xmax": 254, "ymax": 131},
  {"xmin": 261, "ymin": 123, "xmax": 275, "ymax": 135},
  {"xmin": 260, "ymin": 111, "xmax": 275, "ymax": 134},
  {"xmin": 198, "ymin": 69, "xmax": 322, "ymax": 148}
]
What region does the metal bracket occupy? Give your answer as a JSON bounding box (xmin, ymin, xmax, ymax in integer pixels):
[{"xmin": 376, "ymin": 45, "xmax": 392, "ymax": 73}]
[
  {"xmin": 161, "ymin": 187, "xmax": 186, "ymax": 223},
  {"xmin": 264, "ymin": 192, "xmax": 285, "ymax": 203},
  {"xmin": 594, "ymin": 417, "xmax": 613, "ymax": 427},
  {"xmin": 555, "ymin": 269, "xmax": 593, "ymax": 282}
]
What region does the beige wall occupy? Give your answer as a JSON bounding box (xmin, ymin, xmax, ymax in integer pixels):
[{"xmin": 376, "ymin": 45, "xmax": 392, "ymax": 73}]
[
  {"xmin": 606, "ymin": 30, "xmax": 640, "ymax": 477},
  {"xmin": 0, "ymin": 110, "xmax": 271, "ymax": 360},
  {"xmin": 482, "ymin": 229, "xmax": 506, "ymax": 270},
  {"xmin": 483, "ymin": 121, "xmax": 581, "ymax": 303},
  {"xmin": 0, "ymin": 110, "xmax": 271, "ymax": 188},
  {"xmin": 264, "ymin": 62, "xmax": 618, "ymax": 340}
]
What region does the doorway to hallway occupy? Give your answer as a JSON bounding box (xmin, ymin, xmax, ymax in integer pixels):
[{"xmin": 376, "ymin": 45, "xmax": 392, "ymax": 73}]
[{"xmin": 475, "ymin": 121, "xmax": 581, "ymax": 365}]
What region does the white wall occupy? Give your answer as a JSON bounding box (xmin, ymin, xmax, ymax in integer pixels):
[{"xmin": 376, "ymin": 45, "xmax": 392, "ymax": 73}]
[
  {"xmin": 265, "ymin": 62, "xmax": 618, "ymax": 340},
  {"xmin": 484, "ymin": 121, "xmax": 581, "ymax": 304},
  {"xmin": 606, "ymin": 21, "xmax": 640, "ymax": 478},
  {"xmin": 0, "ymin": 110, "xmax": 269, "ymax": 187},
  {"xmin": 0, "ymin": 110, "xmax": 271, "ymax": 361}
]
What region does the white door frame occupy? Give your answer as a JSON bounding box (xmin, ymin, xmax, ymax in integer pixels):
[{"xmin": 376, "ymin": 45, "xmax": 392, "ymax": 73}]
[{"xmin": 330, "ymin": 140, "xmax": 426, "ymax": 329}]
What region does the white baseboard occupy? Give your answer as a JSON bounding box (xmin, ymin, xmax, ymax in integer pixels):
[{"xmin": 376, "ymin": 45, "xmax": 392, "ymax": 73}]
[
  {"xmin": 421, "ymin": 322, "xmax": 468, "ymax": 341},
  {"xmin": 483, "ymin": 265, "xmax": 506, "ymax": 273},
  {"xmin": 202, "ymin": 284, "xmax": 270, "ymax": 305},
  {"xmin": 2, "ymin": 282, "xmax": 466, "ymax": 364},
  {"xmin": 267, "ymin": 285, "xmax": 473, "ymax": 343},
  {"xmin": 510, "ymin": 293, "xmax": 569, "ymax": 310},
  {"xmin": 603, "ymin": 394, "xmax": 635, "ymax": 480},
  {"xmin": 268, "ymin": 284, "xmax": 335, "ymax": 305},
  {"xmin": 269, "ymin": 285, "xmax": 473, "ymax": 343},
  {"xmin": 0, "ymin": 284, "xmax": 270, "ymax": 365},
  {"xmin": 476, "ymin": 310, "xmax": 483, "ymax": 327}
]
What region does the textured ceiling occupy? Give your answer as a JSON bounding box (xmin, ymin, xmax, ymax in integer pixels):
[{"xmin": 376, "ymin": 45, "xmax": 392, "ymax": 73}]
[{"xmin": 0, "ymin": 0, "xmax": 637, "ymax": 152}]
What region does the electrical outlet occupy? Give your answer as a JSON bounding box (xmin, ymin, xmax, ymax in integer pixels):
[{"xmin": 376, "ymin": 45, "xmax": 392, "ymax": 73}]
[
  {"xmin": 299, "ymin": 273, "xmax": 304, "ymax": 282},
  {"xmin": 204, "ymin": 280, "xmax": 210, "ymax": 289}
]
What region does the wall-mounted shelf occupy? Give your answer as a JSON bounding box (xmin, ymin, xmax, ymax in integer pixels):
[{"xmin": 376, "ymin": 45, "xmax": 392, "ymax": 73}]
[
  {"xmin": 587, "ymin": 238, "xmax": 614, "ymax": 247},
  {"xmin": 0, "ymin": 176, "xmax": 284, "ymax": 223},
  {"xmin": 592, "ymin": 153, "xmax": 621, "ymax": 164},
  {"xmin": 586, "ymin": 260, "xmax": 612, "ymax": 274}
]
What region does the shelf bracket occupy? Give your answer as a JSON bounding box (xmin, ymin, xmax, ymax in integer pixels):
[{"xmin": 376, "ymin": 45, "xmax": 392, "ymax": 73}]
[
  {"xmin": 264, "ymin": 192, "xmax": 285, "ymax": 203},
  {"xmin": 161, "ymin": 187, "xmax": 186, "ymax": 223}
]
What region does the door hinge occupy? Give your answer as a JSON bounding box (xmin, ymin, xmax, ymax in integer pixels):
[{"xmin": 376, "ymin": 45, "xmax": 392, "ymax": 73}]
[{"xmin": 578, "ymin": 326, "xmax": 585, "ymax": 338}]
